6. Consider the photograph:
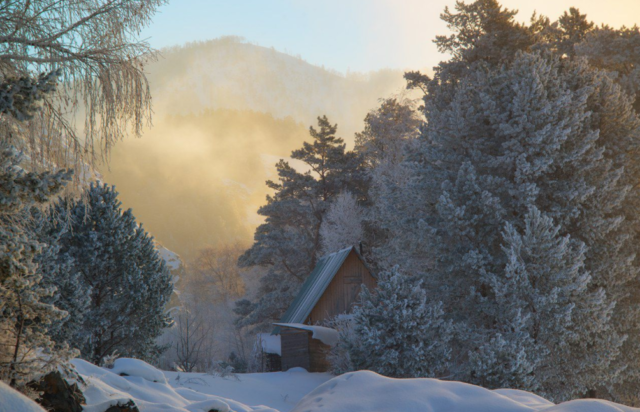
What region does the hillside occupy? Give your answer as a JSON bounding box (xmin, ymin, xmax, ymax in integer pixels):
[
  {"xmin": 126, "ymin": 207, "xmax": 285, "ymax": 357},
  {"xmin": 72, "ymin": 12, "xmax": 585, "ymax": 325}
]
[
  {"xmin": 147, "ymin": 36, "xmax": 407, "ymax": 136},
  {"xmin": 101, "ymin": 37, "xmax": 407, "ymax": 259},
  {"xmin": 102, "ymin": 110, "xmax": 309, "ymax": 260}
]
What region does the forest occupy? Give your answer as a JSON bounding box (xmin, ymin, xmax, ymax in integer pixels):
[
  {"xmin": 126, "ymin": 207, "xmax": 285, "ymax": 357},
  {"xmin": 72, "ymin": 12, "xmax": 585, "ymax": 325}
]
[{"xmin": 4, "ymin": 1, "xmax": 640, "ymax": 411}]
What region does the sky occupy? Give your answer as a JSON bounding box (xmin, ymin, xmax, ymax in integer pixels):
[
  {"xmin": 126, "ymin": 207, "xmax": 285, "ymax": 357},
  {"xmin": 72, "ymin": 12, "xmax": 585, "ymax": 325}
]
[{"xmin": 142, "ymin": 0, "xmax": 640, "ymax": 74}]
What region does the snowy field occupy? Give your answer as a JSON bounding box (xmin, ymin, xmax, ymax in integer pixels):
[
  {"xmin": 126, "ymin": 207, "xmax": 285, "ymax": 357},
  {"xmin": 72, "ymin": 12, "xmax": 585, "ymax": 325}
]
[{"xmin": 3, "ymin": 358, "xmax": 640, "ymax": 412}]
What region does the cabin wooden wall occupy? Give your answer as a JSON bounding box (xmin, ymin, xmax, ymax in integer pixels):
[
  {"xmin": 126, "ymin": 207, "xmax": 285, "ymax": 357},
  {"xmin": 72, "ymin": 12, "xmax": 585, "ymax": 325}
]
[
  {"xmin": 280, "ymin": 327, "xmax": 331, "ymax": 372},
  {"xmin": 307, "ymin": 250, "xmax": 376, "ymax": 324},
  {"xmin": 280, "ymin": 328, "xmax": 310, "ymax": 371},
  {"xmin": 308, "ymin": 337, "xmax": 331, "ymax": 372}
]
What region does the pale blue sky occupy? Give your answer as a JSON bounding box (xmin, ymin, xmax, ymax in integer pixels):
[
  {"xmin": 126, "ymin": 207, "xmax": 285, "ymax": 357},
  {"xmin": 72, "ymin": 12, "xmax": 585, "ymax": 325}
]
[{"xmin": 142, "ymin": 0, "xmax": 640, "ymax": 74}]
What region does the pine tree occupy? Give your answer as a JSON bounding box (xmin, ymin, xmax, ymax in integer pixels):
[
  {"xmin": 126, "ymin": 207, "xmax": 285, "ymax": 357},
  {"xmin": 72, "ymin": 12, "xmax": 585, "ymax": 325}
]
[
  {"xmin": 375, "ymin": 51, "xmax": 639, "ymax": 400},
  {"xmin": 432, "ymin": 0, "xmax": 539, "ymax": 85},
  {"xmin": 0, "ymin": 71, "xmax": 60, "ymax": 121},
  {"xmin": 237, "ymin": 116, "xmax": 367, "ymax": 330},
  {"xmin": 355, "ymin": 98, "xmax": 421, "ymax": 170},
  {"xmin": 53, "ymin": 183, "xmax": 173, "ymax": 365},
  {"xmin": 28, "ymin": 207, "xmax": 89, "ymax": 348},
  {"xmin": 409, "ymin": 2, "xmax": 640, "ymax": 400},
  {"xmin": 356, "ymin": 98, "xmax": 422, "ymax": 269},
  {"xmin": 319, "ymin": 191, "xmax": 363, "ymax": 256},
  {"xmin": 346, "ymin": 267, "xmax": 453, "ymax": 378},
  {"xmin": 0, "ymin": 144, "xmax": 73, "ymax": 387},
  {"xmin": 575, "ymin": 26, "xmax": 640, "ymax": 112},
  {"xmin": 547, "ymin": 8, "xmax": 594, "ymax": 57},
  {"xmin": 470, "ymin": 207, "xmax": 612, "ymax": 399}
]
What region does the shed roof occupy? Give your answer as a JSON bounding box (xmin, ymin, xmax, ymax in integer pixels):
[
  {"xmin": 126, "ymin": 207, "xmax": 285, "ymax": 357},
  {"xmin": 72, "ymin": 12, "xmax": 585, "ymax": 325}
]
[{"xmin": 272, "ymin": 246, "xmax": 367, "ymax": 335}]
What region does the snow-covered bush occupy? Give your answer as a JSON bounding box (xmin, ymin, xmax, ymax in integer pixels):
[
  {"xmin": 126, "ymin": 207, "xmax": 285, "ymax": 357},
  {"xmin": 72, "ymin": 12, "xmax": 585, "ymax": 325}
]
[
  {"xmin": 345, "ymin": 267, "xmax": 454, "ymax": 378},
  {"xmin": 325, "ymin": 315, "xmax": 356, "ymax": 375}
]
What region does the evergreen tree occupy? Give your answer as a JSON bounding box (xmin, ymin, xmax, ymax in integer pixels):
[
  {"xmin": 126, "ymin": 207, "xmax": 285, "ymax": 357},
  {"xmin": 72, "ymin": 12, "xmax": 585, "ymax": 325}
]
[
  {"xmin": 471, "ymin": 207, "xmax": 612, "ymax": 399},
  {"xmin": 376, "ymin": 52, "xmax": 639, "ymax": 400},
  {"xmin": 53, "ymin": 183, "xmax": 173, "ymax": 365},
  {"xmin": 319, "ymin": 191, "xmax": 363, "ymax": 256},
  {"xmin": 424, "ymin": 0, "xmax": 640, "ymax": 113},
  {"xmin": 0, "ymin": 70, "xmax": 60, "ymax": 121},
  {"xmin": 237, "ymin": 116, "xmax": 367, "ymax": 330},
  {"xmin": 408, "ymin": 3, "xmax": 640, "ymax": 399},
  {"xmin": 355, "ymin": 98, "xmax": 422, "ymax": 170},
  {"xmin": 431, "ymin": 0, "xmax": 540, "ymax": 86},
  {"xmin": 360, "ymin": 98, "xmax": 422, "ymax": 270},
  {"xmin": 0, "ymin": 144, "xmax": 73, "ymax": 387},
  {"xmin": 575, "ymin": 26, "xmax": 640, "ymax": 111},
  {"xmin": 346, "ymin": 267, "xmax": 453, "ymax": 378},
  {"xmin": 29, "ymin": 207, "xmax": 89, "ymax": 348},
  {"xmin": 545, "ymin": 8, "xmax": 594, "ymax": 57}
]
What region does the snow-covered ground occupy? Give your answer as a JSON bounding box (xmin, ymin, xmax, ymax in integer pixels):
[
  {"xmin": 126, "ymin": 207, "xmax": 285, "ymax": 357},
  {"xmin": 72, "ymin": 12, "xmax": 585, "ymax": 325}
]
[
  {"xmin": 6, "ymin": 358, "xmax": 640, "ymax": 412},
  {"xmin": 165, "ymin": 367, "xmax": 331, "ymax": 412},
  {"xmin": 73, "ymin": 359, "xmax": 331, "ymax": 412},
  {"xmin": 0, "ymin": 381, "xmax": 45, "ymax": 412},
  {"xmin": 291, "ymin": 370, "xmax": 640, "ymax": 412}
]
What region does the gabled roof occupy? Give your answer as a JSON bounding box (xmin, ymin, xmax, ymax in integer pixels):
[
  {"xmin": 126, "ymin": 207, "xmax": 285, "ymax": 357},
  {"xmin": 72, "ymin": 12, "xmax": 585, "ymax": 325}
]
[{"xmin": 272, "ymin": 246, "xmax": 367, "ymax": 335}]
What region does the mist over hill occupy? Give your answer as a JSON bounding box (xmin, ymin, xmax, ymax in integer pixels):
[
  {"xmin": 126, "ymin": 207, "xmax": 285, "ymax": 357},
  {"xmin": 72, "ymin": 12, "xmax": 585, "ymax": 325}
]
[
  {"xmin": 101, "ymin": 37, "xmax": 408, "ymax": 259},
  {"xmin": 148, "ymin": 36, "xmax": 407, "ymax": 136}
]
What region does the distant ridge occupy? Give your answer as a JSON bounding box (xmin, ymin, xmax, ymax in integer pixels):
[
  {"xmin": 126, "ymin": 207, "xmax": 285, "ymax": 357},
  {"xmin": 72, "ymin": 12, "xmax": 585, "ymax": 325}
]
[{"xmin": 146, "ymin": 36, "xmax": 406, "ymax": 137}]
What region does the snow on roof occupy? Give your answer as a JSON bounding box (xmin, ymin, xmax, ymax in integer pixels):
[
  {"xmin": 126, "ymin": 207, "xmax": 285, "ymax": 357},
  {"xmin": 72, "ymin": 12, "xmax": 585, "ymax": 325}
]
[
  {"xmin": 273, "ymin": 323, "xmax": 339, "ymax": 346},
  {"xmin": 257, "ymin": 333, "xmax": 282, "ymax": 355},
  {"xmin": 273, "ymin": 246, "xmax": 368, "ymax": 335},
  {"xmin": 156, "ymin": 243, "xmax": 183, "ymax": 271}
]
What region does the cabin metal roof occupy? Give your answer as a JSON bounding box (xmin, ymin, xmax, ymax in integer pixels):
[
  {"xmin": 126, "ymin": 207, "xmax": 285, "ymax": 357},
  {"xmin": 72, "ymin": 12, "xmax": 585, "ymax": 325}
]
[{"xmin": 272, "ymin": 246, "xmax": 364, "ymax": 335}]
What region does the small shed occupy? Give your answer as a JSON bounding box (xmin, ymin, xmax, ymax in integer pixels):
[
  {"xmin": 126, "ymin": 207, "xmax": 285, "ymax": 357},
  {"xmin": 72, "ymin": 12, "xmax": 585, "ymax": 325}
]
[
  {"xmin": 255, "ymin": 333, "xmax": 282, "ymax": 372},
  {"xmin": 272, "ymin": 246, "xmax": 376, "ymax": 372}
]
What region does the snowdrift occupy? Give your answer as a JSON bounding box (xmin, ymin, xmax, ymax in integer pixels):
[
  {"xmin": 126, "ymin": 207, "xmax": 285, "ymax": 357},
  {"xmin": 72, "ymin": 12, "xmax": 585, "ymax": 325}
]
[
  {"xmin": 0, "ymin": 381, "xmax": 45, "ymax": 412},
  {"xmin": 72, "ymin": 359, "xmax": 279, "ymax": 412},
  {"xmin": 63, "ymin": 358, "xmax": 640, "ymax": 412},
  {"xmin": 291, "ymin": 371, "xmax": 640, "ymax": 412}
]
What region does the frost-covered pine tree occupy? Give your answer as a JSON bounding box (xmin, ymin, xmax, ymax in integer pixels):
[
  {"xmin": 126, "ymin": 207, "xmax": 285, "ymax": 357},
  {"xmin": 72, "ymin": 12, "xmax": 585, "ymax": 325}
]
[
  {"xmin": 0, "ymin": 144, "xmax": 74, "ymax": 388},
  {"xmin": 319, "ymin": 191, "xmax": 363, "ymax": 256},
  {"xmin": 356, "ymin": 98, "xmax": 422, "ymax": 269},
  {"xmin": 375, "ymin": 51, "xmax": 639, "ymax": 400},
  {"xmin": 575, "ymin": 26, "xmax": 640, "ymax": 112},
  {"xmin": 355, "ymin": 97, "xmax": 422, "ymax": 170},
  {"xmin": 52, "ymin": 183, "xmax": 173, "ymax": 365},
  {"xmin": 28, "ymin": 207, "xmax": 89, "ymax": 348},
  {"xmin": 346, "ymin": 267, "xmax": 453, "ymax": 378},
  {"xmin": 470, "ymin": 207, "xmax": 612, "ymax": 399},
  {"xmin": 237, "ymin": 116, "xmax": 367, "ymax": 330}
]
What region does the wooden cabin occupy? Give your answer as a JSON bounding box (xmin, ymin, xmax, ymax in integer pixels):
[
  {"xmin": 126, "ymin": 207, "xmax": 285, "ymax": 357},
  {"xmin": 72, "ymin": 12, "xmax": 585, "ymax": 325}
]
[{"xmin": 271, "ymin": 246, "xmax": 376, "ymax": 372}]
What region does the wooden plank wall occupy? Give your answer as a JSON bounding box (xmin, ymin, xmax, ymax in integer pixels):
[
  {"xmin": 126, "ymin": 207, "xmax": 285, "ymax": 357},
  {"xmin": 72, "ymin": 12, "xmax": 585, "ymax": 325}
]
[
  {"xmin": 308, "ymin": 336, "xmax": 331, "ymax": 372},
  {"xmin": 280, "ymin": 328, "xmax": 310, "ymax": 371},
  {"xmin": 307, "ymin": 250, "xmax": 377, "ymax": 324},
  {"xmin": 280, "ymin": 250, "xmax": 377, "ymax": 373}
]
